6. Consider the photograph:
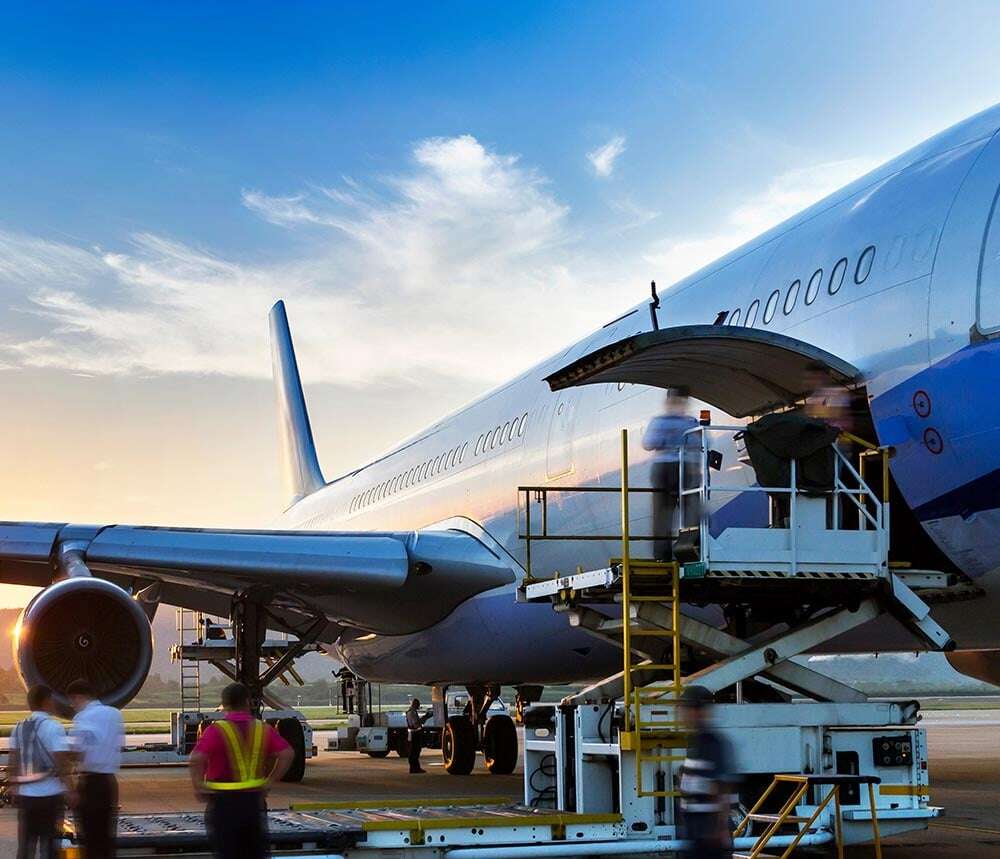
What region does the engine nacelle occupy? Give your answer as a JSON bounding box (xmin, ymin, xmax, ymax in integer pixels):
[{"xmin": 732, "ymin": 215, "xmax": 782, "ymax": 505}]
[{"xmin": 14, "ymin": 577, "xmax": 153, "ymax": 708}]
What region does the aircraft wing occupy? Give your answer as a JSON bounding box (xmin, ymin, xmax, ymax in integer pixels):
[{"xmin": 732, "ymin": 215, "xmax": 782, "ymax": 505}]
[{"xmin": 0, "ymin": 521, "xmax": 519, "ymax": 637}]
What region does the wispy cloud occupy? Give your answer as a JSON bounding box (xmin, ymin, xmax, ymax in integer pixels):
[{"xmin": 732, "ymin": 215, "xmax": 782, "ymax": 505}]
[
  {"xmin": 0, "ymin": 146, "xmax": 879, "ymax": 387},
  {"xmin": 0, "ymin": 136, "xmax": 625, "ymax": 386},
  {"xmin": 587, "ymin": 135, "xmax": 626, "ymax": 178},
  {"xmin": 644, "ymin": 157, "xmax": 879, "ymax": 284}
]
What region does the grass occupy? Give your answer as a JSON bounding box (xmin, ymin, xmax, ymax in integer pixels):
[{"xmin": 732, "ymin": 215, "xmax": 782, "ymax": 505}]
[{"xmin": 0, "ymin": 706, "xmax": 401, "ymax": 737}]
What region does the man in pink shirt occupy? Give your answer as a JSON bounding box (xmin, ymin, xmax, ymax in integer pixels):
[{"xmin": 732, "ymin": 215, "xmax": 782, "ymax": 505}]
[{"xmin": 189, "ymin": 683, "xmax": 293, "ymax": 859}]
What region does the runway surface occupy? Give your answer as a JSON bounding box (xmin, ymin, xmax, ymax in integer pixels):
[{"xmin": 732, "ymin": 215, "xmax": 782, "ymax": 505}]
[{"xmin": 0, "ymin": 710, "xmax": 996, "ymax": 856}]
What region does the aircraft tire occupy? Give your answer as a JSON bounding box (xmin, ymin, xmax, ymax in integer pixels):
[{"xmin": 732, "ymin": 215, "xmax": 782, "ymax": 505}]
[
  {"xmin": 483, "ymin": 714, "xmax": 518, "ymax": 775},
  {"xmin": 366, "ymin": 750, "xmax": 390, "ymax": 758},
  {"xmin": 442, "ymin": 716, "xmax": 477, "ymax": 775},
  {"xmin": 276, "ymin": 717, "xmax": 307, "ymax": 782}
]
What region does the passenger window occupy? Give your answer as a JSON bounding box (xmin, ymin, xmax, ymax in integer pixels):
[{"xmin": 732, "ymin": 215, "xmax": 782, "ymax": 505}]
[
  {"xmin": 460, "ymin": 441, "xmax": 468, "ymax": 462},
  {"xmin": 855, "ymin": 245, "xmax": 875, "ymax": 284},
  {"xmin": 728, "ymin": 308, "xmax": 741, "ymax": 326},
  {"xmin": 783, "ymin": 280, "xmax": 800, "ymax": 315},
  {"xmin": 763, "ymin": 289, "xmax": 780, "ymax": 324},
  {"xmin": 422, "ymin": 461, "xmax": 431, "ymax": 480},
  {"xmin": 476, "ymin": 434, "xmax": 484, "ymax": 455},
  {"xmin": 805, "ymin": 268, "xmax": 823, "ymax": 305},
  {"xmin": 502, "ymin": 421, "xmax": 511, "ymax": 443},
  {"xmin": 518, "ymin": 412, "xmax": 528, "ymax": 436},
  {"xmin": 491, "ymin": 427, "xmax": 501, "ymax": 449},
  {"xmin": 485, "ymin": 429, "xmax": 495, "ymax": 450},
  {"xmin": 829, "ymin": 258, "xmax": 847, "ymax": 294},
  {"xmin": 744, "ymin": 299, "xmax": 760, "ymax": 327}
]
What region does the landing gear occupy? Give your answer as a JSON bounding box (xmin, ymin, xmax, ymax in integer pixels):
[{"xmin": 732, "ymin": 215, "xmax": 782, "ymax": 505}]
[
  {"xmin": 220, "ymin": 593, "xmax": 325, "ymax": 783},
  {"xmin": 442, "ymin": 716, "xmax": 477, "ymax": 775},
  {"xmin": 483, "ymin": 714, "xmax": 517, "ymax": 774},
  {"xmin": 274, "ymin": 717, "xmax": 306, "ymax": 782},
  {"xmin": 435, "ymin": 683, "xmax": 538, "ymax": 775}
]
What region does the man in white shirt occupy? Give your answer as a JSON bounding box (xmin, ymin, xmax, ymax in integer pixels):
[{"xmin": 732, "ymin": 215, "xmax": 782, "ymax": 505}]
[
  {"xmin": 67, "ymin": 679, "xmax": 125, "ymax": 859},
  {"xmin": 9, "ymin": 684, "xmax": 73, "ymax": 859}
]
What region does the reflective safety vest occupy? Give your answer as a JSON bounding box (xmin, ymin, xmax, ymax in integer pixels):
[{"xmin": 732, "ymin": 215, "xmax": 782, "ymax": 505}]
[{"xmin": 203, "ymin": 719, "xmax": 269, "ymax": 791}]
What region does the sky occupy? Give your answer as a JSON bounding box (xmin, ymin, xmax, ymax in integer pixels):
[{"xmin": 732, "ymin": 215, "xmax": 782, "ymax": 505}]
[{"xmin": 1, "ymin": 2, "xmax": 999, "ymax": 607}]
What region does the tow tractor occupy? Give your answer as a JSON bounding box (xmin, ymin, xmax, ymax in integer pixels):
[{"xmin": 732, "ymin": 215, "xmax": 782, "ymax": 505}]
[
  {"xmin": 70, "ymin": 423, "xmax": 958, "ymax": 857},
  {"xmin": 328, "ymin": 672, "xmax": 510, "ymax": 764}
]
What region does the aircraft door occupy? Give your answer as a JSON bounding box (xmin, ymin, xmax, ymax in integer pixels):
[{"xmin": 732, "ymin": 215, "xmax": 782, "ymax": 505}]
[
  {"xmin": 546, "ymin": 390, "xmax": 581, "ymax": 479},
  {"xmin": 977, "ymin": 187, "xmax": 1000, "ymax": 333}
]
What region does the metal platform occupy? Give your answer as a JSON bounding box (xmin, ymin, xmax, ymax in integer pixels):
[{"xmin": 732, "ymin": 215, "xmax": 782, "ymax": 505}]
[{"xmin": 76, "ymin": 804, "xmax": 624, "ymax": 855}]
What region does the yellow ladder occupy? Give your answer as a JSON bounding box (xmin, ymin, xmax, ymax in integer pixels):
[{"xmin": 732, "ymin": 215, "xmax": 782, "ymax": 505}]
[
  {"xmin": 734, "ymin": 774, "xmax": 884, "ymax": 859},
  {"xmin": 618, "ymin": 429, "xmax": 686, "ymax": 799}
]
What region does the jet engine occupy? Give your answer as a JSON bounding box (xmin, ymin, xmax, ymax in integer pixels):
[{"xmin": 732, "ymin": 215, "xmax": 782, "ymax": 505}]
[{"xmin": 14, "ymin": 577, "xmax": 153, "ymax": 708}]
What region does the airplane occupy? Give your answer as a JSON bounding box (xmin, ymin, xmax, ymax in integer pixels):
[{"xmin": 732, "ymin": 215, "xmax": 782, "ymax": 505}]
[{"xmin": 4, "ymin": 103, "xmax": 1000, "ymax": 779}]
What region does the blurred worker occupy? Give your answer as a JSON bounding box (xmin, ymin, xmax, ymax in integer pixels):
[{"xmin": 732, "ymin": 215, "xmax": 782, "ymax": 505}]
[
  {"xmin": 642, "ymin": 389, "xmax": 699, "ymax": 560},
  {"xmin": 10, "ymin": 685, "xmax": 73, "ymax": 859},
  {"xmin": 189, "ymin": 682, "xmax": 293, "ymax": 859},
  {"xmin": 67, "ymin": 679, "xmax": 124, "ymax": 859},
  {"xmin": 405, "ymin": 698, "xmax": 433, "ymax": 774},
  {"xmin": 801, "ymin": 363, "xmax": 862, "ymax": 436},
  {"xmin": 678, "ymin": 685, "xmax": 735, "ymax": 859}
]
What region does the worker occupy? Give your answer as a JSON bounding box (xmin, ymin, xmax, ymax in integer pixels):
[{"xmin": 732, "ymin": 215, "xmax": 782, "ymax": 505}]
[
  {"xmin": 642, "ymin": 388, "xmax": 699, "ymax": 560},
  {"xmin": 678, "ymin": 685, "xmax": 735, "ymax": 859},
  {"xmin": 189, "ymin": 682, "xmax": 294, "ymax": 859},
  {"xmin": 10, "ymin": 685, "xmax": 73, "ymax": 859},
  {"xmin": 405, "ymin": 698, "xmax": 433, "ymax": 774},
  {"xmin": 67, "ymin": 678, "xmax": 125, "ymax": 859}
]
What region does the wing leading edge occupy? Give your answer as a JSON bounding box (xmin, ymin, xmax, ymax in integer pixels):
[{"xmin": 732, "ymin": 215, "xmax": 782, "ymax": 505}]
[{"xmin": 0, "ymin": 522, "xmax": 519, "ymax": 635}]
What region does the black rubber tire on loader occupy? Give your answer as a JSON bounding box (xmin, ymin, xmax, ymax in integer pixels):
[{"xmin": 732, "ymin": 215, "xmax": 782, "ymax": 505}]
[
  {"xmin": 396, "ymin": 734, "xmax": 412, "ymax": 758},
  {"xmin": 276, "ymin": 717, "xmax": 307, "ymax": 782},
  {"xmin": 483, "ymin": 714, "xmax": 518, "ymax": 775},
  {"xmin": 442, "ymin": 716, "xmax": 477, "ymax": 775}
]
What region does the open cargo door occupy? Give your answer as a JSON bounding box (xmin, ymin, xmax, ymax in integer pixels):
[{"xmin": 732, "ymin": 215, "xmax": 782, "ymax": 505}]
[{"xmin": 544, "ymin": 324, "xmax": 860, "ymax": 417}]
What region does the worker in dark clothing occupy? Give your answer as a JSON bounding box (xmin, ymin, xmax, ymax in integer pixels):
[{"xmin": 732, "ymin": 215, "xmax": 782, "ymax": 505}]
[
  {"xmin": 643, "ymin": 389, "xmax": 699, "ymax": 560},
  {"xmin": 405, "ymin": 698, "xmax": 433, "ymax": 774},
  {"xmin": 189, "ymin": 683, "xmax": 294, "ymax": 859},
  {"xmin": 678, "ymin": 685, "xmax": 735, "ymax": 859}
]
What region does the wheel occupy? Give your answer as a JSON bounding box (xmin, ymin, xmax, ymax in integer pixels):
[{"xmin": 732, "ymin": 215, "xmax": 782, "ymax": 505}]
[
  {"xmin": 276, "ymin": 717, "xmax": 306, "ymax": 782},
  {"xmin": 442, "ymin": 716, "xmax": 477, "ymax": 775},
  {"xmin": 396, "ymin": 734, "xmax": 412, "ymax": 758},
  {"xmin": 366, "ymin": 750, "xmax": 390, "ymax": 759},
  {"xmin": 483, "ymin": 714, "xmax": 518, "ymax": 775}
]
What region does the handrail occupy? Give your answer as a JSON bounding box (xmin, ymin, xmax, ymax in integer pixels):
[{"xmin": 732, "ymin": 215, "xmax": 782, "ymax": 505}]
[{"xmin": 517, "ymin": 422, "xmax": 891, "ymax": 582}]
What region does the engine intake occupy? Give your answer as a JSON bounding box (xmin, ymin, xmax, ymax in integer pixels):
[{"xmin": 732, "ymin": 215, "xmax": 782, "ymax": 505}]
[{"xmin": 14, "ymin": 577, "xmax": 153, "ymax": 708}]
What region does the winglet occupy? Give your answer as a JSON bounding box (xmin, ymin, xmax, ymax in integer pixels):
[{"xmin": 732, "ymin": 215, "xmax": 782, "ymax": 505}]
[{"xmin": 269, "ymin": 301, "xmax": 325, "ymax": 507}]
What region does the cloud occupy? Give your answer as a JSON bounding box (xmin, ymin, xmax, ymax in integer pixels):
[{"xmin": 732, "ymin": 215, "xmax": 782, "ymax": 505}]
[
  {"xmin": 0, "ymin": 144, "xmax": 880, "ymax": 389},
  {"xmin": 643, "ymin": 157, "xmax": 880, "ymax": 284},
  {"xmin": 587, "ymin": 135, "xmax": 626, "ymax": 178},
  {"xmin": 0, "ymin": 136, "xmax": 626, "ymax": 387}
]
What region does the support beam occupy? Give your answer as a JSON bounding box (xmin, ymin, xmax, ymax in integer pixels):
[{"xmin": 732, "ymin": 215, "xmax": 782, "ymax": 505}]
[
  {"xmin": 563, "ymin": 602, "xmax": 867, "ymax": 704},
  {"xmin": 686, "ymin": 598, "xmax": 882, "ymax": 694}
]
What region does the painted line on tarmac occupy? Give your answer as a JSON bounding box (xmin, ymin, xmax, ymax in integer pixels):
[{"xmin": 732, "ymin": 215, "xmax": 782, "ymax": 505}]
[{"xmin": 932, "ymin": 821, "xmax": 1000, "ymax": 836}]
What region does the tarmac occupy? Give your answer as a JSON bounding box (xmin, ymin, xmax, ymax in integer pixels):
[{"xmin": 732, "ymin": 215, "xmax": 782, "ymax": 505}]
[{"xmin": 0, "ymin": 710, "xmax": 996, "ymax": 857}]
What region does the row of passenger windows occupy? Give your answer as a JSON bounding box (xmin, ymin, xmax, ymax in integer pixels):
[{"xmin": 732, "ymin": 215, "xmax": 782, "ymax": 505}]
[
  {"xmin": 349, "ymin": 411, "xmax": 529, "ymax": 513},
  {"xmin": 725, "ymin": 245, "xmax": 876, "ymax": 328},
  {"xmin": 475, "ymin": 412, "xmax": 528, "ymax": 456},
  {"xmin": 350, "ymin": 441, "xmax": 469, "ymax": 513}
]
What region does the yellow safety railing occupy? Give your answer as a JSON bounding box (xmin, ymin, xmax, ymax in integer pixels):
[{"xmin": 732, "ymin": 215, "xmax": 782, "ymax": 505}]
[
  {"xmin": 518, "ymin": 429, "xmax": 687, "ymax": 799},
  {"xmin": 734, "ymin": 774, "xmax": 883, "ymax": 859}
]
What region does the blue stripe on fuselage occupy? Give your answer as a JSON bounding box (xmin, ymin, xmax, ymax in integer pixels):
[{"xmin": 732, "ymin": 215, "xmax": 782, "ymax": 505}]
[{"xmin": 871, "ymin": 337, "xmax": 1000, "ymax": 522}]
